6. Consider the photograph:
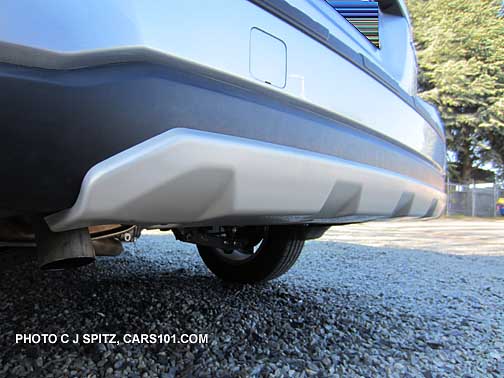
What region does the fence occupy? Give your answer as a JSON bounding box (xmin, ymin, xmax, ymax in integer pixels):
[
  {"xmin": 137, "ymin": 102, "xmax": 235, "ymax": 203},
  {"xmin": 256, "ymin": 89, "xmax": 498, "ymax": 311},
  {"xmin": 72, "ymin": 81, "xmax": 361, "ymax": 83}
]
[{"xmin": 447, "ymin": 182, "xmax": 504, "ymax": 217}]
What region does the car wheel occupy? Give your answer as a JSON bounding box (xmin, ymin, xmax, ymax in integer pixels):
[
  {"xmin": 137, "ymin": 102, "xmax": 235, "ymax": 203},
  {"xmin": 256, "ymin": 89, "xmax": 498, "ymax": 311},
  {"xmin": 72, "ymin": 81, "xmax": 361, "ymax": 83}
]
[{"xmin": 197, "ymin": 226, "xmax": 305, "ymax": 283}]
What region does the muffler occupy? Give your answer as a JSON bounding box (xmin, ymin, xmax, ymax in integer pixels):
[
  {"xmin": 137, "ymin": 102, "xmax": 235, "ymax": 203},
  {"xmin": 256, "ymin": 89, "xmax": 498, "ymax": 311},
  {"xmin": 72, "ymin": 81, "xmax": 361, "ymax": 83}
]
[{"xmin": 34, "ymin": 219, "xmax": 96, "ymax": 270}]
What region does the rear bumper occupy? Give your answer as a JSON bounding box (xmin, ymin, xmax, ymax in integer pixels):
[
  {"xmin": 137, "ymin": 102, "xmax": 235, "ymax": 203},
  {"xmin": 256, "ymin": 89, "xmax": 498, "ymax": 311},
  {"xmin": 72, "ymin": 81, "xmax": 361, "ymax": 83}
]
[
  {"xmin": 0, "ymin": 60, "xmax": 444, "ymax": 218},
  {"xmin": 0, "ymin": 0, "xmax": 444, "ymax": 162},
  {"xmin": 0, "ymin": 0, "xmax": 446, "ymax": 224},
  {"xmin": 46, "ymin": 128, "xmax": 445, "ymax": 231}
]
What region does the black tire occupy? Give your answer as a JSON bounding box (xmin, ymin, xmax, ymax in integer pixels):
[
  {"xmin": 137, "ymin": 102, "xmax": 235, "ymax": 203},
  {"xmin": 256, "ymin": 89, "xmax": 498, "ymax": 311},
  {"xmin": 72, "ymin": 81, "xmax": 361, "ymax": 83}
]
[{"xmin": 197, "ymin": 226, "xmax": 305, "ymax": 283}]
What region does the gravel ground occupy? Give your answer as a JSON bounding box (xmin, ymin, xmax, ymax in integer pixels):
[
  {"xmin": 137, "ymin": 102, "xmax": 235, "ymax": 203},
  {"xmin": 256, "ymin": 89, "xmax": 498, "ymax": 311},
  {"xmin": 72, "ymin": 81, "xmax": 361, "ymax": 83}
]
[{"xmin": 1, "ymin": 220, "xmax": 504, "ymax": 377}]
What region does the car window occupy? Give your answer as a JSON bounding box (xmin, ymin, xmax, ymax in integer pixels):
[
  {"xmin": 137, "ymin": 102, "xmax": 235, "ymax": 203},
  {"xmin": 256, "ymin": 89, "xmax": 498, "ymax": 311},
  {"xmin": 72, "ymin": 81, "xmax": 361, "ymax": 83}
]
[{"xmin": 325, "ymin": 0, "xmax": 380, "ymax": 48}]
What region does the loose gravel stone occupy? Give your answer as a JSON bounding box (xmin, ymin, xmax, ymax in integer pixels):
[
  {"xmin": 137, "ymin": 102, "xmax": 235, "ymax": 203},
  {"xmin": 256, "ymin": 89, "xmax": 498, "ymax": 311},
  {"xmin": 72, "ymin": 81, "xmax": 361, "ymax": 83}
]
[{"xmin": 0, "ymin": 228, "xmax": 503, "ymax": 377}]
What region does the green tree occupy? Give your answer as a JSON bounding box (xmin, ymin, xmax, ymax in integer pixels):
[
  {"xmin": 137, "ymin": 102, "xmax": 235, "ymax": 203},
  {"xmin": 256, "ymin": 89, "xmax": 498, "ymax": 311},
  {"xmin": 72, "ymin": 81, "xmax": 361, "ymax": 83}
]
[{"xmin": 407, "ymin": 0, "xmax": 504, "ymax": 182}]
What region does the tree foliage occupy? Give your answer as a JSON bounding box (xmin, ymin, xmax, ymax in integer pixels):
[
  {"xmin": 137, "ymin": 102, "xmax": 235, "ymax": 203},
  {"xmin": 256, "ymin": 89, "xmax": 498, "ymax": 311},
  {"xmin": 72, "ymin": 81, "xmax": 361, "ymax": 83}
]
[{"xmin": 407, "ymin": 0, "xmax": 504, "ymax": 182}]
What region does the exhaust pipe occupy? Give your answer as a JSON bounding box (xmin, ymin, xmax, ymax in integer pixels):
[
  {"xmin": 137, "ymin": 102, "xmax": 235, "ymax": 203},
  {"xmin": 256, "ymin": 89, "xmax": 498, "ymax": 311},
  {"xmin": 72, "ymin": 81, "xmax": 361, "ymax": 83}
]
[{"xmin": 34, "ymin": 219, "xmax": 95, "ymax": 270}]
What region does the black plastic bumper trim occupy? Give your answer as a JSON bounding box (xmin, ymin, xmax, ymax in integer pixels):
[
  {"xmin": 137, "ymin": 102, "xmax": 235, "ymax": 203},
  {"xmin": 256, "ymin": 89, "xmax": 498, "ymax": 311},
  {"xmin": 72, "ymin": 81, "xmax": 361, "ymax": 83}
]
[{"xmin": 0, "ymin": 62, "xmax": 444, "ymax": 215}]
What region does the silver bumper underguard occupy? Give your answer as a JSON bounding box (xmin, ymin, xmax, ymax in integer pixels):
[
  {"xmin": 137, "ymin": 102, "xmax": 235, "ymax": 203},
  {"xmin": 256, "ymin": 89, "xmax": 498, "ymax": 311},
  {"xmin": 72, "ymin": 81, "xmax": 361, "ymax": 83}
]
[{"xmin": 46, "ymin": 129, "xmax": 445, "ymax": 232}]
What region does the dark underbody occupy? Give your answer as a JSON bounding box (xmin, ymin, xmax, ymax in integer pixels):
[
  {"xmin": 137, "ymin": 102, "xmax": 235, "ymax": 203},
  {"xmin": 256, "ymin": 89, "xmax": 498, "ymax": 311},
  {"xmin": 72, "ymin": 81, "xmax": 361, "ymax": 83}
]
[{"xmin": 0, "ymin": 62, "xmax": 442, "ymax": 217}]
